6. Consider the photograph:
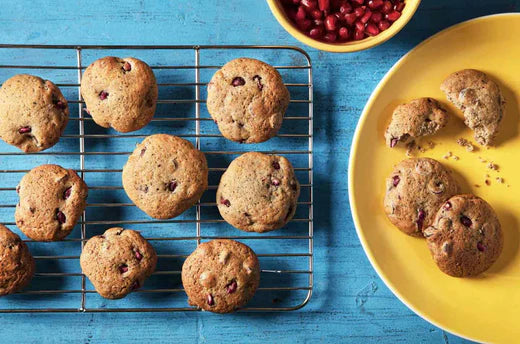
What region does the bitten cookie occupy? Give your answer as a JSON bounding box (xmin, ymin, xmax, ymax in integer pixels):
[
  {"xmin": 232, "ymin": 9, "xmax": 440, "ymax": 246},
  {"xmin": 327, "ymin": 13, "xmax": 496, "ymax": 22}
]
[
  {"xmin": 80, "ymin": 56, "xmax": 158, "ymax": 133},
  {"xmin": 182, "ymin": 239, "xmax": 260, "ymax": 313},
  {"xmin": 385, "ymin": 98, "xmax": 448, "ymax": 148},
  {"xmin": 217, "ymin": 152, "xmax": 300, "ymax": 233},
  {"xmin": 384, "ymin": 158, "xmax": 459, "ymax": 237},
  {"xmin": 206, "ymin": 58, "xmax": 290, "ymax": 143},
  {"xmin": 80, "ymin": 227, "xmax": 157, "ymax": 299},
  {"xmin": 0, "ymin": 74, "xmax": 69, "ymax": 152},
  {"xmin": 441, "ymin": 69, "xmax": 505, "ymax": 146},
  {"xmin": 122, "ymin": 134, "xmax": 208, "ymax": 219},
  {"xmin": 424, "ymin": 194, "xmax": 503, "ymax": 277},
  {"xmin": 15, "ymin": 164, "xmax": 88, "ymax": 241},
  {"xmin": 0, "ymin": 224, "xmax": 35, "ymax": 296}
]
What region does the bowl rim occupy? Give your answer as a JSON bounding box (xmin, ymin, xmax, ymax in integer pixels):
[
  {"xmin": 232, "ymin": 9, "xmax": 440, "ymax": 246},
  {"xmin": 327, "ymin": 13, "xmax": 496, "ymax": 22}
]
[{"xmin": 266, "ymin": 0, "xmax": 422, "ymax": 53}]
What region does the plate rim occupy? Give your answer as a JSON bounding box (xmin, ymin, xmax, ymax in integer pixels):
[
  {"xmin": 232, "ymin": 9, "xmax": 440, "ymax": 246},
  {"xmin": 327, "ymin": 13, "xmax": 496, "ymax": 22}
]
[{"xmin": 348, "ymin": 12, "xmax": 520, "ymax": 343}]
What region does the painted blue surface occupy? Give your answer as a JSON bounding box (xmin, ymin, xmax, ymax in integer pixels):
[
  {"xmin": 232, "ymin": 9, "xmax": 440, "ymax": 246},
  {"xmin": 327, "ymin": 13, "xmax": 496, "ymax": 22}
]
[{"xmin": 0, "ymin": 0, "xmax": 519, "ymax": 342}]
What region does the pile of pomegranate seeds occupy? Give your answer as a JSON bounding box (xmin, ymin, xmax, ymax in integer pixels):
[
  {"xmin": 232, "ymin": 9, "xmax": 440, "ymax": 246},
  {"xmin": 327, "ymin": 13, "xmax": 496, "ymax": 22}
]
[{"xmin": 280, "ymin": 0, "xmax": 405, "ymax": 43}]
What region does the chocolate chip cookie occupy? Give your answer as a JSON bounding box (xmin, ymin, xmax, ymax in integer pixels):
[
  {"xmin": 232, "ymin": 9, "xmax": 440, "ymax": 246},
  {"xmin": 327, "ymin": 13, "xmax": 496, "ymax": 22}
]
[
  {"xmin": 80, "ymin": 227, "xmax": 157, "ymax": 299},
  {"xmin": 216, "ymin": 152, "xmax": 300, "ymax": 233},
  {"xmin": 206, "ymin": 58, "xmax": 290, "ymax": 143},
  {"xmin": 385, "ymin": 98, "xmax": 448, "ymax": 148},
  {"xmin": 424, "ymin": 194, "xmax": 503, "ymax": 277},
  {"xmin": 81, "ymin": 56, "xmax": 158, "ymax": 133},
  {"xmin": 122, "ymin": 134, "xmax": 208, "ymax": 219},
  {"xmin": 0, "ymin": 74, "xmax": 69, "ymax": 152},
  {"xmin": 182, "ymin": 239, "xmax": 260, "ymax": 313},
  {"xmin": 15, "ymin": 164, "xmax": 88, "ymax": 241},
  {"xmin": 0, "ymin": 224, "xmax": 35, "ymax": 296},
  {"xmin": 441, "ymin": 69, "xmax": 505, "ymax": 146},
  {"xmin": 384, "ymin": 158, "xmax": 459, "ymax": 237}
]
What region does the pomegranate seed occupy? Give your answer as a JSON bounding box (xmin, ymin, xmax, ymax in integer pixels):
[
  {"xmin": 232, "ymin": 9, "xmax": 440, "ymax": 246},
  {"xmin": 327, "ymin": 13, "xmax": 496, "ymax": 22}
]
[
  {"xmin": 324, "ymin": 32, "xmax": 337, "ymax": 42},
  {"xmin": 351, "ymin": 0, "xmax": 363, "ymax": 5},
  {"xmin": 354, "ymin": 29, "xmax": 365, "ymax": 40},
  {"xmin": 324, "ymin": 14, "xmax": 338, "ymax": 31},
  {"xmin": 220, "ymin": 198, "xmax": 231, "ymax": 207},
  {"xmin": 392, "ymin": 175, "xmax": 400, "ymax": 187},
  {"xmin": 63, "ymin": 187, "xmax": 72, "ymax": 200},
  {"xmin": 314, "ymin": 18, "xmax": 324, "ymax": 26},
  {"xmin": 99, "ymin": 91, "xmax": 108, "ymax": 100},
  {"xmin": 135, "ymin": 250, "xmax": 143, "ymax": 261},
  {"xmin": 477, "ymin": 242, "xmax": 485, "ymax": 252},
  {"xmin": 207, "ymin": 294, "xmax": 215, "ymax": 306},
  {"xmin": 119, "ymin": 264, "xmax": 129, "ymax": 273},
  {"xmin": 132, "ymin": 280, "xmax": 140, "ymax": 290},
  {"xmin": 56, "ymin": 211, "xmax": 66, "ymax": 224},
  {"xmin": 444, "ymin": 201, "xmax": 452, "ymax": 210},
  {"xmin": 272, "ymin": 178, "xmax": 281, "ymax": 186},
  {"xmin": 226, "ymin": 280, "xmax": 238, "ymax": 294},
  {"xmin": 55, "ymin": 101, "xmax": 66, "ymax": 110},
  {"xmin": 460, "ymin": 215, "xmax": 472, "ymax": 227},
  {"xmin": 296, "ymin": 6, "xmax": 307, "ymax": 20},
  {"xmin": 360, "ymin": 9, "xmax": 372, "ymax": 23},
  {"xmin": 378, "ymin": 20, "xmax": 390, "ymax": 31},
  {"xmin": 318, "ymin": 0, "xmax": 330, "ymax": 11},
  {"xmin": 168, "ymin": 180, "xmax": 178, "ymax": 192},
  {"xmin": 232, "ymin": 77, "xmax": 245, "ymax": 87},
  {"xmin": 394, "ymin": 2, "xmax": 405, "ymax": 12},
  {"xmin": 368, "ymin": 0, "xmax": 383, "ymax": 9},
  {"xmin": 339, "ymin": 3, "xmax": 352, "ymax": 14},
  {"xmin": 298, "ymin": 19, "xmax": 313, "ymax": 30},
  {"xmin": 301, "ymin": 0, "xmax": 317, "ymax": 10},
  {"xmin": 122, "ymin": 61, "xmax": 131, "ymax": 72},
  {"xmin": 338, "ymin": 27, "xmax": 350, "ymax": 39},
  {"xmin": 382, "ymin": 1, "xmax": 393, "ymax": 13},
  {"xmin": 18, "ymin": 126, "xmax": 31, "ymax": 134},
  {"xmin": 354, "ymin": 6, "xmax": 365, "ymax": 17},
  {"xmin": 311, "ymin": 9, "xmax": 322, "ymax": 19},
  {"xmin": 344, "ymin": 13, "xmax": 357, "ymax": 25},
  {"xmin": 370, "ymin": 11, "xmax": 383, "ymax": 23},
  {"xmin": 365, "ymin": 23, "xmax": 380, "ymax": 36},
  {"xmin": 309, "ymin": 26, "xmax": 324, "ymax": 39},
  {"xmin": 272, "ymin": 161, "xmax": 281, "ymax": 170},
  {"xmin": 386, "ymin": 10, "xmax": 401, "ymax": 22},
  {"xmin": 355, "ymin": 20, "xmax": 365, "ymax": 32},
  {"xmin": 416, "ymin": 209, "xmax": 426, "ymax": 230}
]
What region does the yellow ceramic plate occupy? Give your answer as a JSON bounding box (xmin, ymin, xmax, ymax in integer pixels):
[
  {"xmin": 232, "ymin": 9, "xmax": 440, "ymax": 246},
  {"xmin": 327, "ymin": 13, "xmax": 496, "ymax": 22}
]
[{"xmin": 349, "ymin": 14, "xmax": 520, "ymax": 343}]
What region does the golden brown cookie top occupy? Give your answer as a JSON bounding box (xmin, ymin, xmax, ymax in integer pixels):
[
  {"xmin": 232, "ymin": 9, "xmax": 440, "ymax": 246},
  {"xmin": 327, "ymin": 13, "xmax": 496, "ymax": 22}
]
[
  {"xmin": 15, "ymin": 164, "xmax": 88, "ymax": 241},
  {"xmin": 384, "ymin": 158, "xmax": 459, "ymax": 236},
  {"xmin": 122, "ymin": 134, "xmax": 208, "ymax": 219},
  {"xmin": 0, "ymin": 74, "xmax": 69, "ymax": 152},
  {"xmin": 424, "ymin": 194, "xmax": 503, "ymax": 277},
  {"xmin": 441, "ymin": 69, "xmax": 505, "ymax": 146},
  {"xmin": 206, "ymin": 58, "xmax": 290, "ymax": 143},
  {"xmin": 80, "ymin": 56, "xmax": 158, "ymax": 133},
  {"xmin": 385, "ymin": 98, "xmax": 448, "ymax": 148},
  {"xmin": 181, "ymin": 239, "xmax": 260, "ymax": 313},
  {"xmin": 0, "ymin": 224, "xmax": 35, "ymax": 296},
  {"xmin": 216, "ymin": 152, "xmax": 300, "ymax": 233},
  {"xmin": 80, "ymin": 227, "xmax": 157, "ymax": 299}
]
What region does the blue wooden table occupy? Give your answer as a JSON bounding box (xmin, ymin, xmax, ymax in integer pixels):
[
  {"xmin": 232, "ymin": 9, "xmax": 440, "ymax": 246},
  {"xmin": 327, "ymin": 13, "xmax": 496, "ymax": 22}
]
[{"xmin": 0, "ymin": 1, "xmax": 519, "ymax": 342}]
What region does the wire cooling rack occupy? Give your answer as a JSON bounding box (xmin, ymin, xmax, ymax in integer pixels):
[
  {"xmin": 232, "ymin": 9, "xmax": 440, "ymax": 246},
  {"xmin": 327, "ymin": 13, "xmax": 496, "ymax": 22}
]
[{"xmin": 0, "ymin": 45, "xmax": 313, "ymax": 313}]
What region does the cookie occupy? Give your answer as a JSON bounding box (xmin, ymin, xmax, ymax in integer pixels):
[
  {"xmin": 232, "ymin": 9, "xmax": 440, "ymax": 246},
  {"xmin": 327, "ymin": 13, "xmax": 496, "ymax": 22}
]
[
  {"xmin": 384, "ymin": 158, "xmax": 459, "ymax": 237},
  {"xmin": 0, "ymin": 224, "xmax": 35, "ymax": 296},
  {"xmin": 182, "ymin": 239, "xmax": 260, "ymax": 313},
  {"xmin": 216, "ymin": 152, "xmax": 300, "ymax": 233},
  {"xmin": 0, "ymin": 74, "xmax": 69, "ymax": 152},
  {"xmin": 80, "ymin": 227, "xmax": 157, "ymax": 299},
  {"xmin": 440, "ymin": 69, "xmax": 505, "ymax": 146},
  {"xmin": 424, "ymin": 194, "xmax": 503, "ymax": 277},
  {"xmin": 206, "ymin": 58, "xmax": 290, "ymax": 143},
  {"xmin": 80, "ymin": 56, "xmax": 158, "ymax": 133},
  {"xmin": 385, "ymin": 98, "xmax": 448, "ymax": 148},
  {"xmin": 15, "ymin": 164, "xmax": 88, "ymax": 241},
  {"xmin": 122, "ymin": 134, "xmax": 208, "ymax": 219}
]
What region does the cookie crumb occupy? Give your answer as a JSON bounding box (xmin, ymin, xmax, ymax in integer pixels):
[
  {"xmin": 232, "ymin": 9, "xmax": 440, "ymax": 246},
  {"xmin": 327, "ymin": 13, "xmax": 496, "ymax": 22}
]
[
  {"xmin": 485, "ymin": 179, "xmax": 491, "ymax": 186},
  {"xmin": 428, "ymin": 141, "xmax": 435, "ymax": 148},
  {"xmin": 496, "ymin": 177, "xmax": 504, "ymax": 184},
  {"xmin": 474, "ymin": 184, "xmax": 480, "ymax": 188},
  {"xmin": 487, "ymin": 162, "xmax": 499, "ymax": 171},
  {"xmin": 443, "ymin": 151, "xmax": 453, "ymax": 160},
  {"xmin": 406, "ymin": 140, "xmax": 416, "ymax": 157},
  {"xmin": 453, "ymin": 155, "xmax": 459, "ymax": 161},
  {"xmin": 478, "ymin": 156, "xmax": 487, "ymax": 163}
]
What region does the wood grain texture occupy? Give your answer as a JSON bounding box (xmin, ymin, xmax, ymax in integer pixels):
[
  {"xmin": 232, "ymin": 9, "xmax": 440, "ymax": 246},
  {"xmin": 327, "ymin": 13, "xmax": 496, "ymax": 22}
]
[{"xmin": 0, "ymin": 0, "xmax": 519, "ymax": 342}]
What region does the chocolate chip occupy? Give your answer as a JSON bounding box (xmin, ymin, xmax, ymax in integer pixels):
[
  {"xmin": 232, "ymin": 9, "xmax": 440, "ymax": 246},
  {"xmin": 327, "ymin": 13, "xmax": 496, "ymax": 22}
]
[
  {"xmin": 460, "ymin": 215, "xmax": 472, "ymax": 227},
  {"xmin": 119, "ymin": 264, "xmax": 129, "ymax": 273},
  {"xmin": 231, "ymin": 77, "xmax": 245, "ymax": 87},
  {"xmin": 272, "ymin": 161, "xmax": 280, "ymax": 170},
  {"xmin": 56, "ymin": 210, "xmax": 66, "ymax": 224},
  {"xmin": 63, "ymin": 187, "xmax": 72, "ymax": 200},
  {"xmin": 207, "ymin": 294, "xmax": 215, "ymax": 306},
  {"xmin": 99, "ymin": 91, "xmax": 109, "ymax": 100},
  {"xmin": 252, "ymin": 75, "xmax": 263, "ymax": 90},
  {"xmin": 392, "ymin": 175, "xmax": 400, "ymax": 187},
  {"xmin": 18, "ymin": 126, "xmax": 31, "ymax": 134},
  {"xmin": 226, "ymin": 280, "xmax": 237, "ymax": 294}
]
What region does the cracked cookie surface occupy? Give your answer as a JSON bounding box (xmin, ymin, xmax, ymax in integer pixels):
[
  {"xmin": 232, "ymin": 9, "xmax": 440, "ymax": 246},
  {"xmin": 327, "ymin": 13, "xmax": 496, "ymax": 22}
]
[
  {"xmin": 81, "ymin": 56, "xmax": 158, "ymax": 133},
  {"xmin": 182, "ymin": 239, "xmax": 260, "ymax": 313},
  {"xmin": 0, "ymin": 74, "xmax": 69, "ymax": 152},
  {"xmin": 424, "ymin": 194, "xmax": 503, "ymax": 277},
  {"xmin": 80, "ymin": 227, "xmax": 157, "ymax": 299},
  {"xmin": 15, "ymin": 164, "xmax": 88, "ymax": 241},
  {"xmin": 0, "ymin": 224, "xmax": 35, "ymax": 296},
  {"xmin": 384, "ymin": 158, "xmax": 459, "ymax": 237},
  {"xmin": 206, "ymin": 58, "xmax": 290, "ymax": 143},
  {"xmin": 217, "ymin": 152, "xmax": 300, "ymax": 233},
  {"xmin": 122, "ymin": 134, "xmax": 208, "ymax": 219},
  {"xmin": 385, "ymin": 98, "xmax": 448, "ymax": 148},
  {"xmin": 441, "ymin": 69, "xmax": 505, "ymax": 146}
]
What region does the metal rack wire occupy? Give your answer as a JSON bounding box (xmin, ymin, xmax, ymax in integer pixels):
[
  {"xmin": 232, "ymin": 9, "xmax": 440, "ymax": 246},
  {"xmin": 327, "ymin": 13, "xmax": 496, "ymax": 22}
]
[{"xmin": 0, "ymin": 45, "xmax": 313, "ymax": 312}]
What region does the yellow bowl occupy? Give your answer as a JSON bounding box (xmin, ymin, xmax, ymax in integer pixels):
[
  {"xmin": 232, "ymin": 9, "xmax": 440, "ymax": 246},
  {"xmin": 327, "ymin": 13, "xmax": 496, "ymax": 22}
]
[{"xmin": 266, "ymin": 0, "xmax": 421, "ymax": 53}]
